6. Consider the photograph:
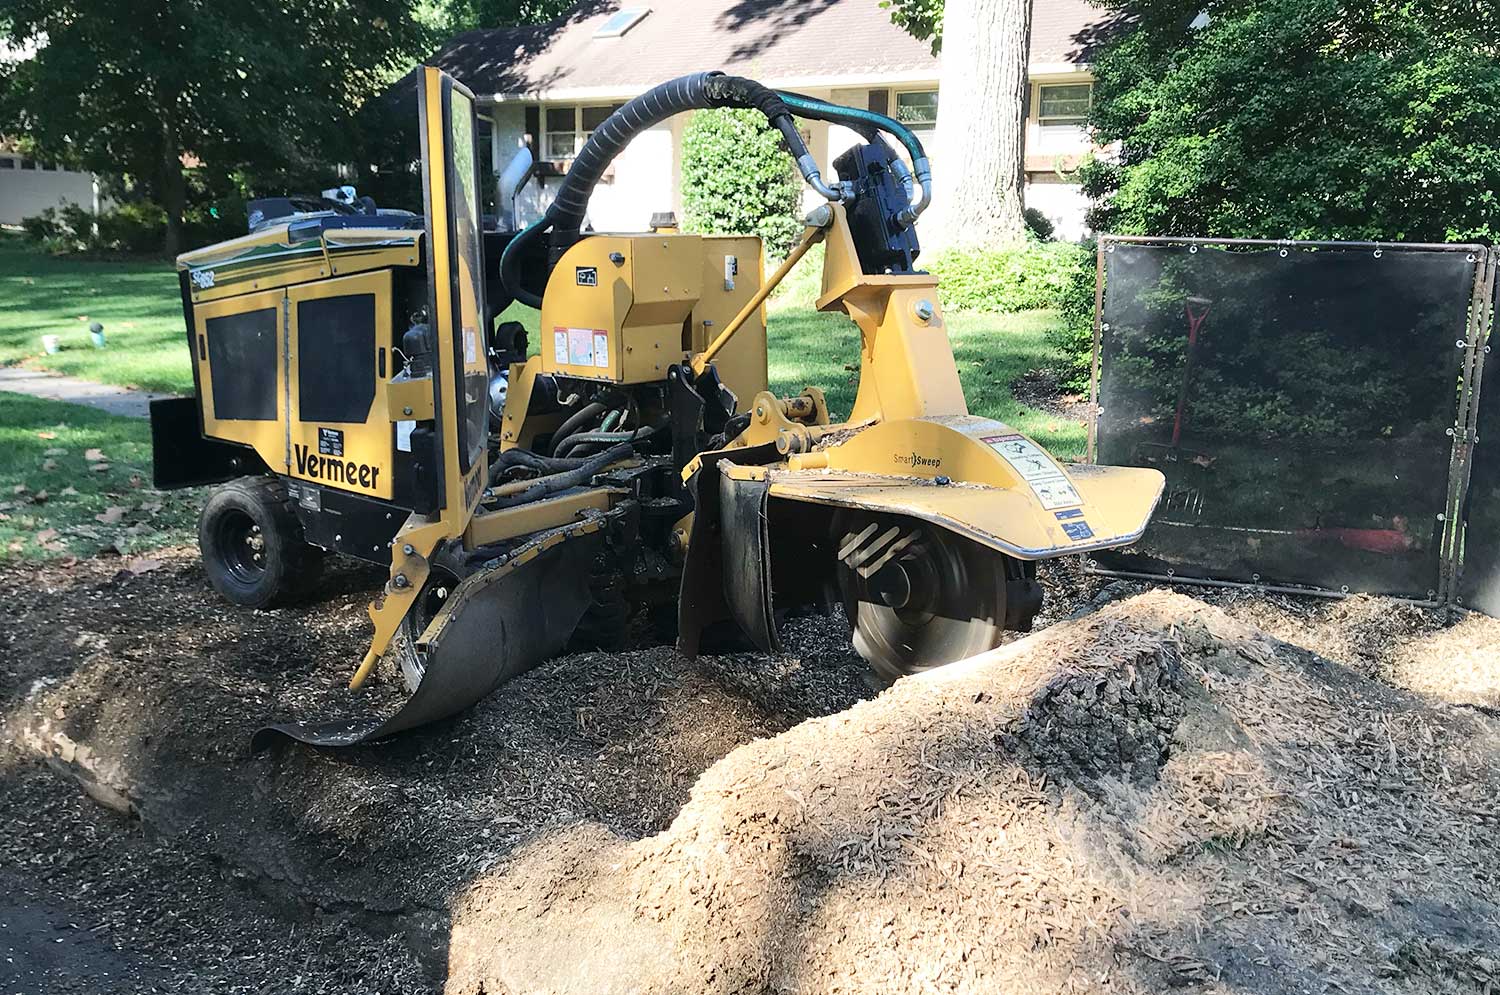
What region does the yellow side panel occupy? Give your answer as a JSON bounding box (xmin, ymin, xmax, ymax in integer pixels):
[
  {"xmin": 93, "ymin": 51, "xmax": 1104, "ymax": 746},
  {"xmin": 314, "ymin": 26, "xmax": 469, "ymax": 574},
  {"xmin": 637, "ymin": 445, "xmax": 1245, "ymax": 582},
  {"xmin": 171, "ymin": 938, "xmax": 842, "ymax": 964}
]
[
  {"xmin": 284, "ymin": 270, "xmax": 395, "ymax": 500},
  {"xmin": 194, "ymin": 287, "xmax": 288, "ymax": 473},
  {"xmin": 764, "ymin": 464, "xmax": 1164, "ymax": 560},
  {"xmin": 692, "ymin": 235, "xmax": 767, "ymax": 411},
  {"xmin": 539, "ymin": 234, "xmax": 703, "ymax": 385},
  {"xmin": 539, "ymin": 237, "xmax": 635, "ymax": 382}
]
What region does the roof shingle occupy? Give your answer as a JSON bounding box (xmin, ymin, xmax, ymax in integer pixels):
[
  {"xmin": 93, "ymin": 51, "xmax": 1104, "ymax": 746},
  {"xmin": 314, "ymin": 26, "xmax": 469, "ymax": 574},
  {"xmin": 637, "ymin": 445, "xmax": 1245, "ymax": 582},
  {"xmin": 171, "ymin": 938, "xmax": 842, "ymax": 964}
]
[{"xmin": 428, "ymin": 0, "xmax": 1119, "ymax": 99}]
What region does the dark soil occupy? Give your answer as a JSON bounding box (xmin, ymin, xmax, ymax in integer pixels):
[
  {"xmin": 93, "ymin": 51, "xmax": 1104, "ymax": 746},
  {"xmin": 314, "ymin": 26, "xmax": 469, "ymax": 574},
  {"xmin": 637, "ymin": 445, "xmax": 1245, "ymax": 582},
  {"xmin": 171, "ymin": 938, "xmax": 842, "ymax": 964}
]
[{"xmin": 0, "ymin": 548, "xmax": 871, "ymax": 992}]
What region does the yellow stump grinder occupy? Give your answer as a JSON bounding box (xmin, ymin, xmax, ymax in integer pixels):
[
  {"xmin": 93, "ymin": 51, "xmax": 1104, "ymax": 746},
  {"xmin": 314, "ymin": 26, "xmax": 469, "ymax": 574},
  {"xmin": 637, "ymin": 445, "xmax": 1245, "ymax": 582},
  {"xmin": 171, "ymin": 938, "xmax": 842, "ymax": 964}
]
[{"xmin": 149, "ymin": 68, "xmax": 1164, "ymax": 747}]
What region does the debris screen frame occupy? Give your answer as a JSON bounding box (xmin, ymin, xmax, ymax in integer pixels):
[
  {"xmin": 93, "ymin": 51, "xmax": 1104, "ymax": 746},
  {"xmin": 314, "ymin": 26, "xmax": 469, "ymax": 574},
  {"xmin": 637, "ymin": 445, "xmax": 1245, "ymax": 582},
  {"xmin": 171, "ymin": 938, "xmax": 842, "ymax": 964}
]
[{"xmin": 1086, "ymin": 235, "xmax": 1498, "ymax": 610}]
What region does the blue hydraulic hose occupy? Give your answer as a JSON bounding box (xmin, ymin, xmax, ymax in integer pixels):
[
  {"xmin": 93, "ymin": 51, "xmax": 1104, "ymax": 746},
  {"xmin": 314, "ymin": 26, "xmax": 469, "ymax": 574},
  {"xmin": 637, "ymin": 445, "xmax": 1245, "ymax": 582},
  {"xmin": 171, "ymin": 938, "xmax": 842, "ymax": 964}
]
[{"xmin": 776, "ymin": 91, "xmax": 934, "ymax": 222}]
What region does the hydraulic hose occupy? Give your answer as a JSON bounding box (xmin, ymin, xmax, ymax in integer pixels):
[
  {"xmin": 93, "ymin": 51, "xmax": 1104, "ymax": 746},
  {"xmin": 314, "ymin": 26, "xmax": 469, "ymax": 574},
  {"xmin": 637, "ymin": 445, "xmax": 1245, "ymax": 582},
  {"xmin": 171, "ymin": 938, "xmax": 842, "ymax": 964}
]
[
  {"xmin": 486, "ymin": 442, "xmax": 633, "ymax": 508},
  {"xmin": 499, "ymin": 72, "xmax": 837, "ymax": 308},
  {"xmin": 547, "ymin": 401, "xmax": 607, "ymax": 456},
  {"xmin": 488, "ymin": 447, "xmax": 591, "ymax": 485},
  {"xmin": 553, "ymin": 423, "xmax": 663, "ymax": 458},
  {"xmin": 775, "ymin": 91, "xmax": 933, "ymax": 223}
]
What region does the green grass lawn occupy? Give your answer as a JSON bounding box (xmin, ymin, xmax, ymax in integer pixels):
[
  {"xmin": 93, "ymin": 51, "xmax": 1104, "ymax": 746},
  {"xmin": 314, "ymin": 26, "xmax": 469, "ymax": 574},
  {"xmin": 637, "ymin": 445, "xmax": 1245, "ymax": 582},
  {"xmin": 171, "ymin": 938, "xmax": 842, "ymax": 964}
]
[
  {"xmin": 0, "ymin": 232, "xmax": 190, "ymax": 393},
  {"xmin": 0, "ymin": 392, "xmax": 200, "ymax": 560},
  {"xmin": 2, "ymin": 233, "xmax": 1084, "ymax": 457}
]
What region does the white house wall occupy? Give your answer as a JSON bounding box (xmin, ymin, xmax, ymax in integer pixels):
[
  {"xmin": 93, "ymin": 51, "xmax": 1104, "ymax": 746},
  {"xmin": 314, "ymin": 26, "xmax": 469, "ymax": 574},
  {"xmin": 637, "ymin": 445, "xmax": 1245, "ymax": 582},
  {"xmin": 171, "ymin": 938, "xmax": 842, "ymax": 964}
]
[
  {"xmin": 486, "ymin": 76, "xmax": 1098, "ymax": 248},
  {"xmin": 0, "ymin": 159, "xmax": 98, "ymax": 226}
]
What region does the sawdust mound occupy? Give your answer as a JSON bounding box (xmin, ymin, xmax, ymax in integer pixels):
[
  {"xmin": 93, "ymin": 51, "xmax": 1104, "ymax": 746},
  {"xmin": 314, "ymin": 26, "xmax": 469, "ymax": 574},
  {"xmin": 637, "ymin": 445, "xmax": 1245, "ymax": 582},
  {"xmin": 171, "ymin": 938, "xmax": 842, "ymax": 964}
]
[{"xmin": 446, "ymin": 591, "xmax": 1500, "ymax": 995}]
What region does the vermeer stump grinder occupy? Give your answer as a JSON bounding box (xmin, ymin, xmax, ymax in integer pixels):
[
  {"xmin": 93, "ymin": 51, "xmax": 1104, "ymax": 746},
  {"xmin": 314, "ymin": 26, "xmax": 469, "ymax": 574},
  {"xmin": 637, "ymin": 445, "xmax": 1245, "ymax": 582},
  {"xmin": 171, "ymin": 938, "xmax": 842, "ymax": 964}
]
[{"xmin": 150, "ymin": 69, "xmax": 1164, "ymax": 747}]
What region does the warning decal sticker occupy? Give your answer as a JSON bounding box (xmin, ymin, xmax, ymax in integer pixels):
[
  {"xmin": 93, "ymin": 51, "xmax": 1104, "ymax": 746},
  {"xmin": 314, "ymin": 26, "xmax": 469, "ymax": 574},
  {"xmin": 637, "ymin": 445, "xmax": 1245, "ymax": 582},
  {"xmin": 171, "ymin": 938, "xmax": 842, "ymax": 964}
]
[
  {"xmin": 568, "ymin": 327, "xmax": 594, "ymax": 366},
  {"xmin": 552, "ymin": 328, "xmax": 569, "ymax": 365},
  {"xmin": 592, "ymin": 331, "xmax": 610, "ymax": 368},
  {"xmin": 982, "ymin": 434, "xmax": 1084, "ymax": 511}
]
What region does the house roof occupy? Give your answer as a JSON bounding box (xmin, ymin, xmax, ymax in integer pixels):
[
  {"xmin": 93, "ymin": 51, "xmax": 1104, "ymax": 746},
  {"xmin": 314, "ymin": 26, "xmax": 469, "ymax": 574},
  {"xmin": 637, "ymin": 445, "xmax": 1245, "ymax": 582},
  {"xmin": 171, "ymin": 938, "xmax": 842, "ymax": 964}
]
[{"xmin": 427, "ymin": 0, "xmax": 1116, "ymax": 101}]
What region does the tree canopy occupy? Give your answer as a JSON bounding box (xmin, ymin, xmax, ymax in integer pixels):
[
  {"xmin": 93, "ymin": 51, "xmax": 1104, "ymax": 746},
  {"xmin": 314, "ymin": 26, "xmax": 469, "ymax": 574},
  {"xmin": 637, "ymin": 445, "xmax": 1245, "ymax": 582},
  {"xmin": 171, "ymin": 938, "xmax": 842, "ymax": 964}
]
[
  {"xmin": 1083, "ymin": 0, "xmax": 1500, "ymax": 242},
  {"xmin": 0, "ymin": 0, "xmax": 431, "ymax": 253}
]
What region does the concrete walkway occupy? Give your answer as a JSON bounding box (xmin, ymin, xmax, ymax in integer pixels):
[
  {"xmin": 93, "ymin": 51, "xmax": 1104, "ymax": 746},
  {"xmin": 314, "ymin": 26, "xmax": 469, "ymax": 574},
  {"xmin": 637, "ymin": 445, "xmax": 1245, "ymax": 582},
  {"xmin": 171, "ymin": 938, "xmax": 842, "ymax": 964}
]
[{"xmin": 0, "ymin": 367, "xmax": 170, "ymax": 419}]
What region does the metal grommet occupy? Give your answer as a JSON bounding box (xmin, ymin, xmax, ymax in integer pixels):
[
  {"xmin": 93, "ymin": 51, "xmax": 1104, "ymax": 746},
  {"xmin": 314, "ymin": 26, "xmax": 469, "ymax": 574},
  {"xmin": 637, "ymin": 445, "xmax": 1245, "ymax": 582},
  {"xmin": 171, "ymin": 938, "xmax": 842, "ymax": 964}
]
[
  {"xmin": 1468, "ymin": 254, "xmax": 1477, "ymax": 263},
  {"xmin": 1340, "ymin": 585, "xmax": 1350, "ymax": 594},
  {"xmin": 1106, "ymin": 243, "xmax": 1116, "ymax": 253},
  {"xmin": 1457, "ymin": 340, "xmax": 1469, "ymax": 349},
  {"xmin": 1447, "ymin": 427, "xmax": 1456, "ymax": 436},
  {"xmin": 1189, "ymin": 245, "xmax": 1200, "ymax": 254},
  {"xmin": 1278, "ymin": 248, "xmax": 1288, "ymax": 258},
  {"xmin": 1251, "ymin": 573, "xmax": 1261, "ymax": 582},
  {"xmin": 1166, "ymin": 568, "xmax": 1176, "ymax": 577},
  {"xmin": 1373, "ymin": 249, "xmax": 1383, "ymax": 258}
]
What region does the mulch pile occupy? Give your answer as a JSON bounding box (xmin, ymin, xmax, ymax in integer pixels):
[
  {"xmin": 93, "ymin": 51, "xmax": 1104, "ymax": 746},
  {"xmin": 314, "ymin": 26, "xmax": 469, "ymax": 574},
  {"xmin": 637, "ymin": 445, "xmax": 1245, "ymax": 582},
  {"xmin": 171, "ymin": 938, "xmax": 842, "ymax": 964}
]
[
  {"xmin": 445, "ymin": 592, "xmax": 1500, "ymax": 995},
  {"xmin": 2, "ymin": 551, "xmax": 1499, "ymax": 994}
]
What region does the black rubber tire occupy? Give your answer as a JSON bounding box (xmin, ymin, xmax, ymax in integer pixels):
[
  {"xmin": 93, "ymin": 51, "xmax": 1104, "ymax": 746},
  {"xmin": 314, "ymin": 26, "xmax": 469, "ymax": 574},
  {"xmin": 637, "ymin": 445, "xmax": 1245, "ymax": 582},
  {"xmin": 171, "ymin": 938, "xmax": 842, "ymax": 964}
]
[
  {"xmin": 198, "ymin": 476, "xmax": 324, "ymax": 609},
  {"xmin": 834, "ymin": 512, "xmax": 1009, "ymax": 684}
]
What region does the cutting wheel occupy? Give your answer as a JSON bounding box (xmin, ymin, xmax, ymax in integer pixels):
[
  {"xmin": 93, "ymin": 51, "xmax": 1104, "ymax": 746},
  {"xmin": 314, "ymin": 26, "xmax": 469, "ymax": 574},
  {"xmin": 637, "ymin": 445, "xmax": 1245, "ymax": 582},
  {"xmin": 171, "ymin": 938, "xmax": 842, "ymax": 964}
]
[{"xmin": 833, "ymin": 512, "xmax": 1009, "ymax": 683}]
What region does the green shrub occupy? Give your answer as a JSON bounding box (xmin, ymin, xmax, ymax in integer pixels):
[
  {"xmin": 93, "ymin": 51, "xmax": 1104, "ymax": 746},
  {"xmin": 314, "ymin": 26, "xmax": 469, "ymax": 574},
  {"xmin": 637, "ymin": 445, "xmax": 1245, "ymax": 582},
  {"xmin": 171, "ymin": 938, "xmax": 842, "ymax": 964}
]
[
  {"xmin": 97, "ymin": 202, "xmax": 168, "ymax": 255},
  {"xmin": 681, "ymin": 109, "xmax": 802, "ymax": 258},
  {"xmin": 1023, "ymin": 208, "xmax": 1055, "ymax": 242},
  {"xmin": 1047, "ymin": 240, "xmax": 1098, "ymax": 395},
  {"xmin": 928, "ymin": 242, "xmax": 1083, "ymax": 314}
]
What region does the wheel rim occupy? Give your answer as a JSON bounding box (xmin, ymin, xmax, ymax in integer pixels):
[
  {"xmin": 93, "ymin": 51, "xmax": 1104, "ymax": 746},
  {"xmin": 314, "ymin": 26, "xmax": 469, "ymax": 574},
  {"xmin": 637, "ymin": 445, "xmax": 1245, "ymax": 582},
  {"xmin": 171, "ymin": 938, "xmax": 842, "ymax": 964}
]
[
  {"xmin": 395, "ymin": 566, "xmax": 461, "ymax": 692},
  {"xmin": 210, "ymin": 508, "xmax": 267, "ymax": 586},
  {"xmin": 834, "ymin": 513, "xmax": 1008, "ymax": 682}
]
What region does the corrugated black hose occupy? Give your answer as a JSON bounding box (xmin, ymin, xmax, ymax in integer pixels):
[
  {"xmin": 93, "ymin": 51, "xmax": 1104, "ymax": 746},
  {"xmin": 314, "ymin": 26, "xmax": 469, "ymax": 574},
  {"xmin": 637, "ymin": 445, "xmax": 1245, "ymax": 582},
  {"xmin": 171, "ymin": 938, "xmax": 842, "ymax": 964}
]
[{"xmin": 499, "ymin": 72, "xmax": 824, "ymax": 308}]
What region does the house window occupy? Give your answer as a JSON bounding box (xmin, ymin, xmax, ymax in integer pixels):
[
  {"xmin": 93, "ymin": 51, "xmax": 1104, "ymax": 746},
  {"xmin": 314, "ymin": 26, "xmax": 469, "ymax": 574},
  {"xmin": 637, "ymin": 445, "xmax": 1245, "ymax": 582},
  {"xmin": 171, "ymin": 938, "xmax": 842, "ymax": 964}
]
[
  {"xmin": 1037, "ymin": 83, "xmax": 1092, "ymax": 126},
  {"xmin": 541, "ymin": 104, "xmax": 621, "ymax": 161},
  {"xmin": 893, "ymin": 90, "xmax": 939, "ymax": 129},
  {"xmin": 20, "ymin": 157, "xmax": 38, "ymax": 170},
  {"xmin": 0, "ymin": 157, "xmax": 14, "ymax": 169}
]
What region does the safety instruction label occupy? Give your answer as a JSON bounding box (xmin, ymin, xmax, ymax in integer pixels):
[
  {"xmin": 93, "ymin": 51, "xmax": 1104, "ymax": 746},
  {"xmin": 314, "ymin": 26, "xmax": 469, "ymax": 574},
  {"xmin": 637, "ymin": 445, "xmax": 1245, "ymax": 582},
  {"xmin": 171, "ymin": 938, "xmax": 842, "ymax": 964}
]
[
  {"xmin": 983, "ymin": 434, "xmax": 1083, "ymax": 511},
  {"xmin": 554, "ymin": 327, "xmax": 610, "ymax": 369}
]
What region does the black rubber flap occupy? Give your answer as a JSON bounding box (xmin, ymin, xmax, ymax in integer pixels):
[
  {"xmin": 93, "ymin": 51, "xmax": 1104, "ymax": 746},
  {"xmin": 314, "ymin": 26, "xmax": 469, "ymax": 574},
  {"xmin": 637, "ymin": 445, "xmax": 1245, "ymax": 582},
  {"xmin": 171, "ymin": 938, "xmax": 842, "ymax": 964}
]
[{"xmin": 251, "ymin": 527, "xmax": 600, "ymax": 750}]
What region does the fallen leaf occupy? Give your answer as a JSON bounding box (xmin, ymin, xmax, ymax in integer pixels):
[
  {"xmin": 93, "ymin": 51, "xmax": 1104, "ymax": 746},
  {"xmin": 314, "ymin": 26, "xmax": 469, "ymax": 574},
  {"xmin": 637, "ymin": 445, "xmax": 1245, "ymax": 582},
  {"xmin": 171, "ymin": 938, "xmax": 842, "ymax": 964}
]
[
  {"xmin": 35, "ymin": 528, "xmax": 58, "ymax": 543},
  {"xmin": 128, "ymin": 474, "xmax": 143, "ymax": 489},
  {"xmin": 95, "ymin": 506, "xmax": 127, "ymax": 525},
  {"xmin": 36, "ymin": 431, "xmax": 56, "ymax": 440},
  {"xmin": 141, "ymin": 500, "xmax": 164, "ymax": 513},
  {"xmin": 42, "ymin": 459, "xmax": 57, "ymax": 471},
  {"xmin": 31, "ymin": 490, "xmax": 49, "ymax": 505},
  {"xmin": 60, "ymin": 486, "xmax": 79, "ymax": 497},
  {"xmin": 0, "ymin": 512, "xmax": 10, "ymax": 521},
  {"xmin": 84, "ymin": 448, "xmax": 106, "ymax": 462},
  {"xmin": 7, "ymin": 541, "xmax": 22, "ymax": 553},
  {"xmin": 89, "ymin": 463, "xmax": 111, "ymax": 473},
  {"xmin": 125, "ymin": 556, "xmax": 163, "ymax": 575},
  {"xmin": 12, "ymin": 484, "xmax": 27, "ymax": 495},
  {"xmin": 43, "ymin": 448, "xmax": 66, "ymax": 457}
]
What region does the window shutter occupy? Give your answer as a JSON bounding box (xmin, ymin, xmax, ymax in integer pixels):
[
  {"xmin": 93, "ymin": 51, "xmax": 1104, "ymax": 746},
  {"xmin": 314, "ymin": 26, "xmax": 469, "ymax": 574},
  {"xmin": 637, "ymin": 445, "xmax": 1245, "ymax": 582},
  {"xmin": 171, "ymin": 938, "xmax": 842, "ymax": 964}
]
[{"xmin": 524, "ymin": 105, "xmax": 540, "ymax": 151}]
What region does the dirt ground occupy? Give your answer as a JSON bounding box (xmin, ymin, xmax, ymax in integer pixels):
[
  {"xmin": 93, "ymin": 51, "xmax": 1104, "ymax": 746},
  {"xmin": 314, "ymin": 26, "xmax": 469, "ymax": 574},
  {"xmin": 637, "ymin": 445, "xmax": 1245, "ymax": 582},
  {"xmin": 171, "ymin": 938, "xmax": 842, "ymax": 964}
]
[{"xmin": 1, "ymin": 549, "xmax": 1498, "ymax": 993}]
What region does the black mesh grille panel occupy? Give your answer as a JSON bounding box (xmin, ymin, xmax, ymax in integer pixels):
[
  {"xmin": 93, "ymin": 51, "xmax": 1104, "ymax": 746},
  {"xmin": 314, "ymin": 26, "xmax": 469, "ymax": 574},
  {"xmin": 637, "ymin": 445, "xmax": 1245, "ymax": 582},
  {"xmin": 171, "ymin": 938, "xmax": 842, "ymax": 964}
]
[
  {"xmin": 297, "ymin": 294, "xmax": 376, "ymax": 424},
  {"xmin": 205, "ymin": 308, "xmax": 277, "ymax": 422}
]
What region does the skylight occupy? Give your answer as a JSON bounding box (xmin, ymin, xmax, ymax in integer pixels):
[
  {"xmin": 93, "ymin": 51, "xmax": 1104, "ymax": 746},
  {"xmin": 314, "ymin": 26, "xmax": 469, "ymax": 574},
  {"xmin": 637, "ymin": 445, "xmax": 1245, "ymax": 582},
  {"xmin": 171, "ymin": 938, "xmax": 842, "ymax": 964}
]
[{"xmin": 594, "ymin": 7, "xmax": 650, "ymax": 38}]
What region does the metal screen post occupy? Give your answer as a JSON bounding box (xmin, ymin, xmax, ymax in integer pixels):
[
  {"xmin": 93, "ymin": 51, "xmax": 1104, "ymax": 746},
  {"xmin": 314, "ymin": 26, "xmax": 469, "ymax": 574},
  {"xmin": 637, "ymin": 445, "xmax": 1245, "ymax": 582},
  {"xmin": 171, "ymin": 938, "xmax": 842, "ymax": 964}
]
[
  {"xmin": 1449, "ymin": 249, "xmax": 1500, "ymax": 606},
  {"xmin": 1087, "ymin": 239, "xmax": 1106, "ymax": 463}
]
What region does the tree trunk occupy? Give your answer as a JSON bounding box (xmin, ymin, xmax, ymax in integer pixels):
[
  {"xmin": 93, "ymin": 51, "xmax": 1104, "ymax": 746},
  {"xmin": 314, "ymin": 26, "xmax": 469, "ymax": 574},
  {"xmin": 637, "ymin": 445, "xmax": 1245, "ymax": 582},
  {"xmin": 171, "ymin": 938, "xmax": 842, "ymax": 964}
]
[
  {"xmin": 929, "ymin": 0, "xmax": 1032, "ymax": 250},
  {"xmin": 160, "ymin": 115, "xmax": 186, "ymax": 258}
]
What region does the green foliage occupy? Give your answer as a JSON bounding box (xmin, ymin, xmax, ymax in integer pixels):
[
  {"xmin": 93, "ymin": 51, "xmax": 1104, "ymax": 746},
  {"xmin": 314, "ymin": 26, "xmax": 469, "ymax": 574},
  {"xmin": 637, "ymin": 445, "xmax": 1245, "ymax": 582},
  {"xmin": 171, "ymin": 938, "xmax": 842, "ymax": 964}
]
[
  {"xmin": 1023, "ymin": 208, "xmax": 1056, "ymax": 243},
  {"xmin": 0, "ymin": 0, "xmax": 432, "ymax": 253},
  {"xmin": 1048, "ymin": 241, "xmax": 1099, "ymax": 395},
  {"xmin": 435, "ymin": 0, "xmax": 573, "ymax": 29},
  {"xmin": 1085, "ymin": 0, "xmax": 1500, "ymax": 242},
  {"xmin": 928, "ymin": 242, "xmax": 1086, "ymax": 314},
  {"xmin": 680, "ymin": 109, "xmax": 803, "ymax": 259},
  {"xmin": 880, "ymin": 0, "xmax": 944, "ymax": 53}
]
